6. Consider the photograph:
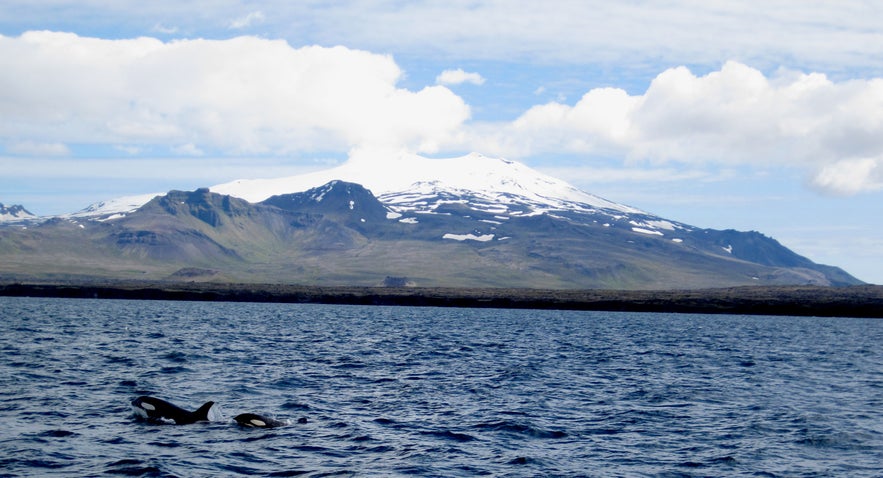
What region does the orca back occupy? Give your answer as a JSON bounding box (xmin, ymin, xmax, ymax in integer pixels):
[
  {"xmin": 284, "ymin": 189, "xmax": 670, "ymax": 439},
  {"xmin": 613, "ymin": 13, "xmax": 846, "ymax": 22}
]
[
  {"xmin": 132, "ymin": 396, "xmax": 214, "ymax": 425},
  {"xmin": 234, "ymin": 413, "xmax": 285, "ymax": 428}
]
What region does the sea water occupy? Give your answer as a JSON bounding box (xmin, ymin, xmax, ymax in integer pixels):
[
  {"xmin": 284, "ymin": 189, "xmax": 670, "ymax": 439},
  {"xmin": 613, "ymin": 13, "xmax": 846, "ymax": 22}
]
[{"xmin": 0, "ymin": 296, "xmax": 880, "ymax": 477}]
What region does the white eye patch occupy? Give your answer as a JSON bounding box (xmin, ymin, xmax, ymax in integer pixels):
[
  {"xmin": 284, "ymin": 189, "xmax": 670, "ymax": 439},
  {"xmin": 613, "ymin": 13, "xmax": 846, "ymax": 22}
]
[
  {"xmin": 250, "ymin": 419, "xmax": 266, "ymax": 427},
  {"xmin": 141, "ymin": 402, "xmax": 156, "ymax": 411}
]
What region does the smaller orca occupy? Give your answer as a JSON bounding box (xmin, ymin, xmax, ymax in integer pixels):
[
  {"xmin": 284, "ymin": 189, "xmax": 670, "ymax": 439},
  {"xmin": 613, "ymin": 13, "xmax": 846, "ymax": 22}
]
[
  {"xmin": 131, "ymin": 396, "xmax": 214, "ymax": 425},
  {"xmin": 234, "ymin": 413, "xmax": 286, "ymax": 428}
]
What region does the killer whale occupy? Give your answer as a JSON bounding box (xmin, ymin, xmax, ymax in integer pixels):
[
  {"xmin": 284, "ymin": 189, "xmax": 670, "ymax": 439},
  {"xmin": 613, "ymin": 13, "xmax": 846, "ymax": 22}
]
[
  {"xmin": 131, "ymin": 396, "xmax": 214, "ymax": 425},
  {"xmin": 233, "ymin": 413, "xmax": 286, "ymax": 428}
]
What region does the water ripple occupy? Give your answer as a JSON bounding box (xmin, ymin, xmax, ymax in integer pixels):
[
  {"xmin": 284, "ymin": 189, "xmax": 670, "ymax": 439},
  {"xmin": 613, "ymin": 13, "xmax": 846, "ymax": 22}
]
[{"xmin": 0, "ymin": 297, "xmax": 881, "ymax": 476}]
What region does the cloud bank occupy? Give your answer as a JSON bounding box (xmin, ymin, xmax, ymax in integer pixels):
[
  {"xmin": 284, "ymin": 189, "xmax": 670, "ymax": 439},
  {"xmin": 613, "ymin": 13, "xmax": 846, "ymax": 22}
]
[
  {"xmin": 2, "ymin": 32, "xmax": 882, "ymax": 196},
  {"xmin": 471, "ymin": 62, "xmax": 883, "ymax": 195},
  {"xmin": 0, "ymin": 31, "xmax": 469, "ymax": 155},
  {"xmin": 37, "ymin": 1, "xmax": 869, "ymax": 75}
]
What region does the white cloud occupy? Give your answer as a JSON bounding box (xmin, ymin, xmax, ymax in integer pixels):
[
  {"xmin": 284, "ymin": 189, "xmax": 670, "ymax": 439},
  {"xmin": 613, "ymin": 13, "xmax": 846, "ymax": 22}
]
[
  {"xmin": 172, "ymin": 143, "xmax": 204, "ymax": 156},
  {"xmin": 464, "ymin": 61, "xmax": 883, "ymax": 195},
  {"xmin": 229, "ymin": 1, "xmax": 883, "ymax": 74},
  {"xmin": 811, "ymin": 158, "xmax": 883, "ymax": 195},
  {"xmin": 5, "ymin": 141, "xmax": 70, "ymax": 156},
  {"xmin": 5, "ymin": 29, "xmax": 883, "ymax": 197},
  {"xmin": 114, "ymin": 145, "xmax": 143, "ymax": 155},
  {"xmin": 436, "ymin": 69, "xmax": 485, "ymax": 86},
  {"xmin": 0, "ymin": 155, "xmax": 324, "ymax": 182},
  {"xmin": 2, "ymin": 2, "xmax": 882, "ymax": 76},
  {"xmin": 229, "ymin": 11, "xmax": 265, "ymax": 30},
  {"xmin": 539, "ymin": 166, "xmax": 715, "ymax": 184},
  {"xmin": 0, "ymin": 31, "xmax": 470, "ymax": 156},
  {"xmin": 151, "ymin": 23, "xmax": 178, "ymax": 35}
]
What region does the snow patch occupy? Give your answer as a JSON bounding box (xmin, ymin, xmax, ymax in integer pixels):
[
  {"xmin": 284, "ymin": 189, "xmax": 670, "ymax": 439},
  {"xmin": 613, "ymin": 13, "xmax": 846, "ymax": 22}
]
[
  {"xmin": 630, "ymin": 219, "xmax": 677, "ymax": 231},
  {"xmin": 443, "ymin": 233, "xmax": 495, "ymax": 242},
  {"xmin": 646, "ymin": 220, "xmax": 677, "ymax": 231},
  {"xmin": 399, "ymin": 217, "xmax": 418, "ymax": 224},
  {"xmin": 632, "ymin": 227, "xmax": 664, "ymax": 236},
  {"xmin": 722, "ymin": 245, "xmax": 733, "ymax": 254}
]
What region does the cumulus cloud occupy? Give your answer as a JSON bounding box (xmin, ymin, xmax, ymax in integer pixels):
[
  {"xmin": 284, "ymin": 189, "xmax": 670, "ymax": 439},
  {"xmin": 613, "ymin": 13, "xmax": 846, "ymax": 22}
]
[
  {"xmin": 811, "ymin": 158, "xmax": 883, "ymax": 195},
  {"xmin": 468, "ymin": 61, "xmax": 883, "ymax": 195},
  {"xmin": 436, "ymin": 69, "xmax": 485, "ymax": 86},
  {"xmin": 0, "ymin": 31, "xmax": 470, "ymax": 156}
]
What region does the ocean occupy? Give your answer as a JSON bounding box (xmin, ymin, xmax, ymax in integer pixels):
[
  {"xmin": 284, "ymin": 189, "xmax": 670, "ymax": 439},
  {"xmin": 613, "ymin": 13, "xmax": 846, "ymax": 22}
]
[{"xmin": 0, "ymin": 296, "xmax": 880, "ymax": 477}]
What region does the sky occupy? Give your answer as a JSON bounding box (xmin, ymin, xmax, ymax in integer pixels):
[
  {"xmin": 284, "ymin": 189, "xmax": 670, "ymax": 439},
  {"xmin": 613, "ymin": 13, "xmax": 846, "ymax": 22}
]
[{"xmin": 1, "ymin": 0, "xmax": 882, "ymax": 284}]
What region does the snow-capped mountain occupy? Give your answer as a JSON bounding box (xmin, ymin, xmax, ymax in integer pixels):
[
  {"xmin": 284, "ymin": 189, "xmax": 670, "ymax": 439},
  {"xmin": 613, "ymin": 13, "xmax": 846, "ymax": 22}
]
[
  {"xmin": 208, "ymin": 151, "xmax": 694, "ymax": 242},
  {"xmin": 212, "ymin": 151, "xmax": 644, "ymax": 216},
  {"xmin": 0, "ymin": 203, "xmax": 36, "ymax": 223}
]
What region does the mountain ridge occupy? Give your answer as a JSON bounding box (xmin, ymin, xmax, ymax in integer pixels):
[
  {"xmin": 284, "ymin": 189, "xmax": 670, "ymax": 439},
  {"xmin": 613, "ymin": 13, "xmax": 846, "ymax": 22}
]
[
  {"xmin": 0, "ymin": 153, "xmax": 863, "ymax": 289},
  {"xmin": 45, "ymin": 152, "xmax": 645, "ymax": 221}
]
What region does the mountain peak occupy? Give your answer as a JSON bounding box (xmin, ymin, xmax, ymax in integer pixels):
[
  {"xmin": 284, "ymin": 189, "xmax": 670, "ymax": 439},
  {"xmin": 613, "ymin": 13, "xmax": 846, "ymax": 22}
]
[
  {"xmin": 0, "ymin": 203, "xmax": 36, "ymax": 223},
  {"xmin": 212, "ymin": 151, "xmax": 643, "ymax": 216},
  {"xmin": 262, "ymin": 180, "xmax": 391, "ymax": 223},
  {"xmin": 66, "ymin": 193, "xmax": 162, "ymax": 221}
]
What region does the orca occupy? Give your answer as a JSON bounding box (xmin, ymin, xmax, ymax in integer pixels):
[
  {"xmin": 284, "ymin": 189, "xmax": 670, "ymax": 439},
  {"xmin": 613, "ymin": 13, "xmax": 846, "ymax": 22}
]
[
  {"xmin": 233, "ymin": 413, "xmax": 286, "ymax": 428},
  {"xmin": 131, "ymin": 396, "xmax": 214, "ymax": 425}
]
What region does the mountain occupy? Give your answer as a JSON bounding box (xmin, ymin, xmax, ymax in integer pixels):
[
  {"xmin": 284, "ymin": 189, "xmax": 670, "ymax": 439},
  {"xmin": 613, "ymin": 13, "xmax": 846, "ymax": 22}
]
[
  {"xmin": 0, "ymin": 203, "xmax": 37, "ymax": 223},
  {"xmin": 212, "ymin": 151, "xmax": 642, "ymax": 215},
  {"xmin": 0, "ymin": 153, "xmax": 862, "ymax": 288},
  {"xmin": 65, "ymin": 193, "xmax": 163, "ymax": 221}
]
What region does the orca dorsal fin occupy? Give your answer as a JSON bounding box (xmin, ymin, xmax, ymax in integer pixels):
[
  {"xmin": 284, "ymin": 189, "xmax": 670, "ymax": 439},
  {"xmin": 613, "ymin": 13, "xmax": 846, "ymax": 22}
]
[{"xmin": 192, "ymin": 401, "xmax": 215, "ymax": 422}]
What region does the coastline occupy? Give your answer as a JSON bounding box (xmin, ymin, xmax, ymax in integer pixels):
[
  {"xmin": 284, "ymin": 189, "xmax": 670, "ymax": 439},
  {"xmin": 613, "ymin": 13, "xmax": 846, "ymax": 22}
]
[{"xmin": 1, "ymin": 281, "xmax": 881, "ymax": 318}]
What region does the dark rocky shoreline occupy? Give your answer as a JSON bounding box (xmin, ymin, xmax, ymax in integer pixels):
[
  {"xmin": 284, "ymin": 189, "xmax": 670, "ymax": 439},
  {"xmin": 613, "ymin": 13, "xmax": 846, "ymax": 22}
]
[{"xmin": 1, "ymin": 281, "xmax": 882, "ymax": 318}]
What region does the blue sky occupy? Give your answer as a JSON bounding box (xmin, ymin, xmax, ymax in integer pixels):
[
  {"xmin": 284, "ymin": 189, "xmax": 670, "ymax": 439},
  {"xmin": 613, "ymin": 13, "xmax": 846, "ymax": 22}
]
[{"xmin": 1, "ymin": 1, "xmax": 882, "ymax": 284}]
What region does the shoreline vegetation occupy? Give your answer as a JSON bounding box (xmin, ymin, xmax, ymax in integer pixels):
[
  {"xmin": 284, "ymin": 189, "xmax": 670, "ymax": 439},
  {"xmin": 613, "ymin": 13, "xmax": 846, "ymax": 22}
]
[{"xmin": 0, "ymin": 281, "xmax": 881, "ymax": 318}]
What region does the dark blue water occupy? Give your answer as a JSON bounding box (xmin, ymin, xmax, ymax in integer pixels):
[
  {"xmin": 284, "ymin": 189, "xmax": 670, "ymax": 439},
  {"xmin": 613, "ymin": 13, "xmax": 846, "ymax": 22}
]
[{"xmin": 0, "ymin": 297, "xmax": 881, "ymax": 477}]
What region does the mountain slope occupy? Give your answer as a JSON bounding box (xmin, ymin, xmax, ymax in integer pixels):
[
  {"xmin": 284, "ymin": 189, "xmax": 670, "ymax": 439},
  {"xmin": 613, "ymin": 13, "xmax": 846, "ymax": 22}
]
[{"xmin": 0, "ymin": 153, "xmax": 863, "ymax": 288}]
